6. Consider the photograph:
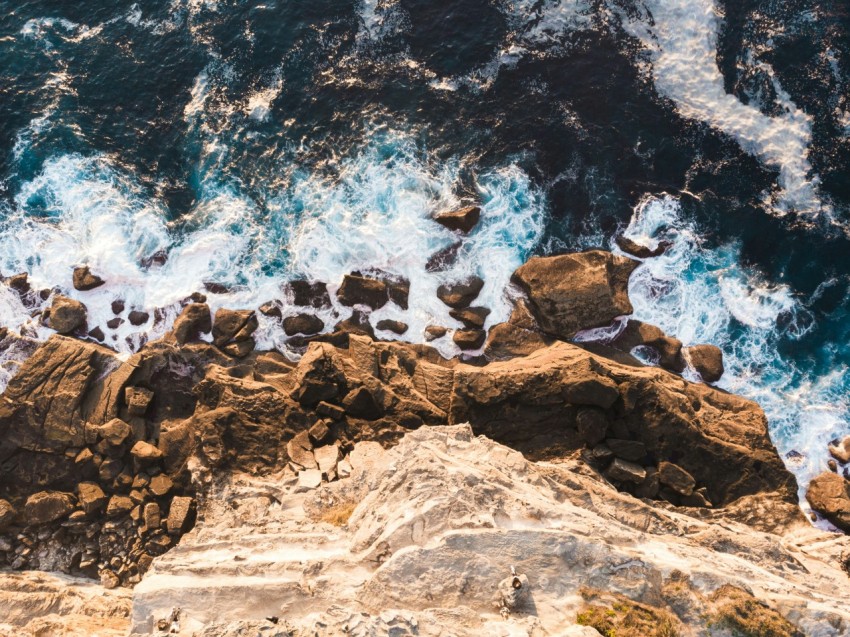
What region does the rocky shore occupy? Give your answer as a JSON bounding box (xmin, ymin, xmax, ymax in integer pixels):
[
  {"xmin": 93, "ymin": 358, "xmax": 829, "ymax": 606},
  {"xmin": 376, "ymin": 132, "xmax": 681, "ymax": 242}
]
[{"xmin": 0, "ymin": 247, "xmax": 848, "ymax": 635}]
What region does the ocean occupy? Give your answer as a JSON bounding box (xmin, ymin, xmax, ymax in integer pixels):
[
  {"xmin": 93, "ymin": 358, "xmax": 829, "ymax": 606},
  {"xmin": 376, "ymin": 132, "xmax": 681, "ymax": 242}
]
[{"xmin": 1, "ymin": 0, "xmax": 849, "ymax": 499}]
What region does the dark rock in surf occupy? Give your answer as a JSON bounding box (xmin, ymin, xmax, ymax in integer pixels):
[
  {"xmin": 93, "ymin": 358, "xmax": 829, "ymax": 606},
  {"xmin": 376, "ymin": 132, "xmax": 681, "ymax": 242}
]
[
  {"xmin": 73, "ymin": 266, "xmax": 105, "ymax": 291},
  {"xmin": 46, "ymin": 295, "xmax": 87, "ymax": 334},
  {"xmin": 337, "ymin": 274, "xmax": 389, "ymax": 310},
  {"xmin": 170, "ymin": 303, "xmax": 212, "ymax": 344},
  {"xmin": 283, "ymin": 313, "xmax": 325, "ymax": 336},
  {"xmin": 449, "ymin": 306, "xmax": 490, "ymax": 329},
  {"xmin": 376, "ymin": 319, "xmax": 408, "ymax": 335},
  {"xmin": 453, "ymin": 328, "xmax": 486, "ymax": 350},
  {"xmin": 128, "ymin": 310, "xmax": 150, "ymax": 326},
  {"xmin": 433, "ymin": 205, "xmax": 481, "ymax": 233},
  {"xmin": 806, "ymin": 472, "xmax": 850, "ymax": 532},
  {"xmin": 424, "ymin": 325, "xmax": 448, "ymax": 341},
  {"xmin": 615, "ymin": 235, "xmax": 672, "ymax": 259},
  {"xmin": 611, "ymin": 320, "xmax": 684, "ymax": 373},
  {"xmin": 437, "ymin": 277, "xmax": 484, "ymax": 309},
  {"xmin": 285, "ymin": 280, "xmax": 331, "ymax": 309},
  {"xmin": 686, "ymin": 344, "xmax": 724, "ymax": 383}
]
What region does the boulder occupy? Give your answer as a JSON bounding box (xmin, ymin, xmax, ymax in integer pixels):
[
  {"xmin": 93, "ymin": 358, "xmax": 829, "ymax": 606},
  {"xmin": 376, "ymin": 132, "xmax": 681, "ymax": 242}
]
[
  {"xmin": 296, "ymin": 469, "xmax": 323, "ymax": 491},
  {"xmin": 287, "ymin": 430, "xmax": 318, "ymax": 470},
  {"xmin": 106, "ymin": 495, "xmax": 134, "ymax": 518},
  {"xmin": 283, "ymin": 313, "xmax": 325, "ymax": 336},
  {"xmin": 576, "ymin": 407, "xmax": 609, "ymax": 446},
  {"xmin": 424, "ymin": 325, "xmax": 448, "ymax": 341},
  {"xmin": 99, "ymin": 418, "xmax": 132, "ymax": 446},
  {"xmin": 308, "ymin": 419, "xmax": 330, "ymax": 444},
  {"xmin": 606, "ymin": 438, "xmax": 647, "ymax": 463},
  {"xmin": 166, "ymin": 496, "xmax": 194, "ymax": 534},
  {"xmin": 387, "ymin": 278, "xmax": 410, "ymax": 310},
  {"xmin": 285, "ymin": 280, "xmax": 332, "ymax": 309},
  {"xmin": 511, "ymin": 250, "xmax": 638, "ymax": 339},
  {"xmin": 437, "ymin": 277, "xmax": 484, "ymax": 309},
  {"xmin": 449, "ymin": 306, "xmax": 490, "ymax": 329},
  {"xmin": 77, "ymin": 482, "xmax": 108, "ymax": 515},
  {"xmin": 0, "ymin": 499, "xmax": 17, "ymax": 530},
  {"xmin": 212, "ymin": 309, "xmax": 258, "ymax": 347},
  {"xmin": 72, "ymin": 265, "xmax": 105, "ymax": 291},
  {"xmin": 658, "ymin": 461, "xmax": 696, "ymax": 496},
  {"xmin": 334, "ymin": 310, "xmax": 375, "ymax": 339},
  {"xmin": 316, "ymin": 401, "xmax": 345, "ymax": 421},
  {"xmin": 484, "ymin": 323, "xmax": 551, "ymax": 360},
  {"xmin": 315, "ymin": 443, "xmax": 341, "ymax": 477},
  {"xmin": 24, "ymin": 491, "xmax": 75, "ymax": 525},
  {"xmin": 615, "ymin": 235, "xmax": 671, "ymax": 259},
  {"xmin": 433, "ymin": 205, "xmax": 481, "ymax": 233},
  {"xmin": 143, "ymin": 502, "xmax": 161, "ymax": 530},
  {"xmin": 259, "ymin": 301, "xmax": 282, "ymax": 318},
  {"xmin": 128, "ymin": 310, "xmax": 150, "ymax": 326},
  {"xmin": 687, "ymin": 344, "xmax": 724, "ymax": 383},
  {"xmin": 47, "ymin": 295, "xmax": 87, "ymax": 334},
  {"xmin": 376, "ymin": 319, "xmax": 408, "ymax": 335},
  {"xmin": 111, "ymin": 300, "xmax": 125, "ymax": 314},
  {"xmin": 131, "ymin": 440, "xmax": 163, "ymax": 462},
  {"xmin": 88, "ymin": 326, "xmax": 105, "ymax": 342},
  {"xmin": 125, "ymin": 387, "xmax": 154, "ymax": 417},
  {"xmin": 337, "ymin": 274, "xmax": 389, "ymax": 309},
  {"xmin": 605, "ymin": 458, "xmax": 647, "ymax": 484},
  {"xmin": 806, "ymin": 472, "xmax": 850, "ymax": 532},
  {"xmin": 106, "ymin": 317, "xmax": 123, "ymax": 329},
  {"xmin": 453, "ymin": 328, "xmax": 486, "ymax": 350},
  {"xmin": 426, "ymin": 241, "xmax": 462, "ymax": 272},
  {"xmin": 828, "ymin": 436, "xmax": 850, "ymax": 464},
  {"xmin": 343, "ymin": 386, "xmax": 383, "ymax": 420},
  {"xmin": 171, "ymin": 303, "xmax": 212, "ymax": 344},
  {"xmin": 7, "ymin": 272, "xmax": 30, "ymax": 295},
  {"xmin": 149, "ymin": 475, "xmax": 173, "ymax": 498},
  {"xmin": 610, "ymin": 320, "xmax": 684, "ymax": 373}
]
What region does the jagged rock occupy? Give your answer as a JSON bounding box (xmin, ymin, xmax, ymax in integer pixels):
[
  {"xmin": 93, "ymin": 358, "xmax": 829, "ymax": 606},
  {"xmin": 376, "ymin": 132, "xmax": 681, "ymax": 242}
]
[
  {"xmin": 342, "ymin": 386, "xmax": 382, "ymax": 420},
  {"xmin": 72, "ymin": 265, "xmax": 105, "ymax": 291},
  {"xmin": 449, "ymin": 306, "xmax": 490, "ymax": 329},
  {"xmin": 296, "ymin": 468, "xmax": 323, "ymax": 491},
  {"xmin": 424, "ymin": 325, "xmax": 448, "ymax": 341},
  {"xmin": 24, "ymin": 491, "xmax": 76, "ymax": 525},
  {"xmin": 106, "ymin": 495, "xmax": 134, "ymax": 518},
  {"xmin": 376, "ymin": 319, "xmax": 408, "ymax": 335},
  {"xmin": 221, "ymin": 339, "xmax": 255, "ymax": 357},
  {"xmin": 611, "ymin": 319, "xmax": 684, "ymax": 372},
  {"xmin": 658, "ymin": 461, "xmax": 696, "ymax": 496},
  {"xmin": 131, "ymin": 441, "xmax": 163, "ymax": 463},
  {"xmin": 483, "ymin": 322, "xmax": 552, "ymax": 359},
  {"xmin": 259, "ymin": 301, "xmax": 282, "ymax": 318},
  {"xmin": 335, "ymin": 310, "xmax": 375, "ymax": 338},
  {"xmin": 285, "ymin": 280, "xmax": 332, "ymax": 309},
  {"xmin": 287, "ymin": 430, "xmax": 317, "ymax": 470},
  {"xmin": 437, "ymin": 277, "xmax": 484, "ymax": 309},
  {"xmin": 143, "ymin": 502, "xmax": 161, "ymax": 531},
  {"xmin": 576, "ymin": 407, "xmax": 609, "ymax": 446},
  {"xmin": 615, "ymin": 235, "xmax": 671, "ymax": 259},
  {"xmin": 433, "ymin": 205, "xmax": 481, "ymax": 233},
  {"xmin": 88, "ymin": 326, "xmax": 105, "ymax": 342},
  {"xmin": 806, "ymin": 472, "xmax": 850, "ymax": 532},
  {"xmin": 125, "ymin": 386, "xmax": 154, "ymax": 417},
  {"xmin": 337, "ymin": 274, "xmax": 389, "ymax": 309},
  {"xmin": 316, "ymin": 401, "xmax": 345, "ymax": 421},
  {"xmin": 149, "ymin": 475, "xmax": 173, "ymax": 498},
  {"xmin": 166, "ymin": 496, "xmax": 194, "ymax": 534},
  {"xmin": 0, "ymin": 499, "xmax": 17, "ymax": 530},
  {"xmin": 453, "ymin": 328, "xmax": 486, "ymax": 350},
  {"xmin": 8, "ymin": 272, "xmax": 30, "ymax": 295},
  {"xmin": 46, "ymin": 295, "xmax": 87, "ymax": 334},
  {"xmin": 283, "ymin": 313, "xmax": 324, "ymax": 336},
  {"xmin": 128, "ymin": 310, "xmax": 150, "ymax": 326},
  {"xmin": 308, "ymin": 420, "xmax": 330, "ymax": 444},
  {"xmin": 100, "ymin": 418, "xmax": 132, "ymax": 446},
  {"xmin": 828, "ymin": 436, "xmax": 850, "ymax": 464},
  {"xmin": 386, "ymin": 278, "xmax": 410, "ymax": 310},
  {"xmin": 171, "ymin": 303, "xmax": 212, "ymax": 344},
  {"xmin": 636, "ymin": 467, "xmax": 660, "ymax": 499},
  {"xmin": 77, "ymin": 482, "xmax": 108, "ymax": 515},
  {"xmin": 687, "ymin": 344, "xmax": 724, "ymax": 383},
  {"xmin": 314, "ymin": 443, "xmax": 341, "ymax": 477},
  {"xmin": 212, "ymin": 309, "xmax": 258, "ymax": 347},
  {"xmin": 606, "ymin": 438, "xmax": 647, "ymax": 463},
  {"xmin": 605, "ymin": 458, "xmax": 647, "ymax": 484},
  {"xmin": 511, "ymin": 250, "xmax": 638, "ymax": 339}
]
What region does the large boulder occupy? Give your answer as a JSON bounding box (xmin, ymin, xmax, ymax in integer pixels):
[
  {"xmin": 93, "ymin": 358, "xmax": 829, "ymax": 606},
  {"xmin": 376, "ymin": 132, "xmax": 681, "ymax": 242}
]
[
  {"xmin": 806, "ymin": 472, "xmax": 850, "ymax": 532},
  {"xmin": 436, "ymin": 277, "xmax": 484, "ymax": 309},
  {"xmin": 511, "ymin": 250, "xmax": 638, "ymax": 339},
  {"xmin": 24, "ymin": 491, "xmax": 76, "ymax": 525},
  {"xmin": 433, "ymin": 205, "xmax": 480, "ymax": 233},
  {"xmin": 285, "ymin": 280, "xmax": 332, "ymax": 309},
  {"xmin": 72, "ymin": 266, "xmax": 105, "ymax": 291},
  {"xmin": 686, "ymin": 344, "xmax": 724, "ymax": 383},
  {"xmin": 170, "ymin": 303, "xmax": 212, "ymax": 344},
  {"xmin": 46, "ymin": 295, "xmax": 87, "ymax": 334},
  {"xmin": 337, "ymin": 274, "xmax": 389, "ymax": 310},
  {"xmin": 611, "ymin": 320, "xmax": 684, "ymax": 373}
]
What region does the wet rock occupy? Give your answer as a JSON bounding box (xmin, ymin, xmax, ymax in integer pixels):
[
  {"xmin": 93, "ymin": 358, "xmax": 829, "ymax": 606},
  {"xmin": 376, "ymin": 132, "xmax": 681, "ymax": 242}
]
[
  {"xmin": 203, "ymin": 281, "xmax": 230, "ymax": 295},
  {"xmin": 141, "ymin": 250, "xmax": 168, "ymax": 269},
  {"xmin": 511, "ymin": 250, "xmax": 638, "ymax": 339},
  {"xmin": 426, "ymin": 241, "xmax": 462, "ymax": 272},
  {"xmin": 437, "ymin": 277, "xmax": 484, "ymax": 309},
  {"xmin": 259, "ymin": 301, "xmax": 282, "ymax": 318},
  {"xmin": 337, "ymin": 274, "xmax": 389, "ymax": 310},
  {"xmin": 88, "ymin": 326, "xmax": 105, "ymax": 342},
  {"xmin": 0, "ymin": 499, "xmax": 17, "ymax": 530},
  {"xmin": 212, "ymin": 309, "xmax": 258, "ymax": 348},
  {"xmin": 128, "ymin": 310, "xmax": 150, "ymax": 326},
  {"xmin": 335, "ymin": 310, "xmax": 375, "ymax": 338},
  {"xmin": 606, "ymin": 438, "xmax": 647, "ymax": 463},
  {"xmin": 806, "ymin": 472, "xmax": 850, "ymax": 532},
  {"xmin": 72, "ymin": 265, "xmax": 105, "ymax": 291},
  {"xmin": 342, "ymin": 386, "xmax": 382, "ymax": 420},
  {"xmin": 286, "ymin": 430, "xmax": 317, "ymax": 470},
  {"xmin": 47, "ymin": 295, "xmax": 87, "ymax": 334},
  {"xmin": 433, "ymin": 205, "xmax": 480, "ymax": 233},
  {"xmin": 77, "ymin": 482, "xmax": 108, "ymax": 515},
  {"xmin": 285, "ymin": 280, "xmax": 332, "ymax": 309},
  {"xmin": 828, "ymin": 436, "xmax": 850, "ymax": 464},
  {"xmin": 576, "ymin": 407, "xmax": 609, "ymax": 446},
  {"xmin": 615, "ymin": 235, "xmax": 672, "ymax": 259},
  {"xmin": 387, "ymin": 278, "xmax": 410, "ymax": 310},
  {"xmin": 24, "ymin": 491, "xmax": 76, "ymax": 525},
  {"xmin": 828, "ymin": 459, "xmax": 839, "ymax": 472},
  {"xmin": 283, "ymin": 313, "xmax": 324, "ymax": 336},
  {"xmin": 106, "ymin": 317, "xmax": 124, "ymax": 329},
  {"xmin": 611, "ymin": 320, "xmax": 684, "ymax": 373},
  {"xmin": 125, "ymin": 386, "xmax": 154, "ymax": 417},
  {"xmin": 483, "ymin": 323, "xmax": 552, "ymax": 360},
  {"xmin": 166, "ymin": 496, "xmax": 194, "ymax": 534},
  {"xmin": 171, "ymin": 303, "xmax": 212, "ymax": 344},
  {"xmin": 658, "ymin": 461, "xmax": 696, "ymax": 496},
  {"xmin": 111, "ymin": 300, "xmax": 125, "ymax": 315},
  {"xmin": 453, "ymin": 328, "xmax": 486, "ymax": 350},
  {"xmin": 8, "ymin": 272, "xmax": 30, "ymax": 295},
  {"xmin": 376, "ymin": 319, "xmax": 408, "ymax": 335},
  {"xmin": 449, "ymin": 306, "xmax": 490, "ymax": 329},
  {"xmin": 424, "ymin": 325, "xmax": 448, "ymax": 341},
  {"xmin": 687, "ymin": 344, "xmax": 724, "ymax": 383},
  {"xmin": 605, "ymin": 458, "xmax": 647, "ymax": 484}
]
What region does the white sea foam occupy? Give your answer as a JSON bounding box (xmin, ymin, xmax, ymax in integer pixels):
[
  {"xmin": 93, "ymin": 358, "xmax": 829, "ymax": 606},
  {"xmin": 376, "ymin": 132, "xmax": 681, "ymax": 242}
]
[{"xmin": 611, "ymin": 194, "xmax": 848, "ymax": 505}]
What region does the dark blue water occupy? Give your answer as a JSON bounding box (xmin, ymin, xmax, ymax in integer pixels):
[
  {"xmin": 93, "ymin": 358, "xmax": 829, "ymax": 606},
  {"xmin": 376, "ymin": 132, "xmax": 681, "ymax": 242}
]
[{"xmin": 1, "ymin": 0, "xmax": 849, "ymax": 497}]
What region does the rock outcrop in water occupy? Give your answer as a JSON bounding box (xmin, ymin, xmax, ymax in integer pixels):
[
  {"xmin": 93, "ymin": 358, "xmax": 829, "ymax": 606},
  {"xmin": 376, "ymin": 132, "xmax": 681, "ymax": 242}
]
[{"xmin": 0, "ymin": 249, "xmax": 847, "ymax": 635}]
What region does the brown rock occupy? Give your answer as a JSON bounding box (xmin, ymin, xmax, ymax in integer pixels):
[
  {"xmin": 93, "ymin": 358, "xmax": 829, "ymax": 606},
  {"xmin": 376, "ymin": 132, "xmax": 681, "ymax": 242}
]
[
  {"xmin": 285, "ymin": 280, "xmax": 332, "ymax": 309},
  {"xmin": 337, "ymin": 274, "xmax": 389, "ymax": 310},
  {"xmin": 433, "ymin": 205, "xmax": 481, "ymax": 233},
  {"xmin": 259, "ymin": 301, "xmax": 282, "ymax": 318},
  {"xmin": 24, "ymin": 491, "xmax": 75, "ymax": 525},
  {"xmin": 106, "ymin": 495, "xmax": 134, "ymax": 518},
  {"xmin": 166, "ymin": 496, "xmax": 195, "ymax": 534},
  {"xmin": 483, "ymin": 323, "xmax": 552, "ymax": 360},
  {"xmin": 449, "ymin": 306, "xmax": 491, "ymax": 329},
  {"xmin": 636, "ymin": 467, "xmax": 660, "ymax": 499},
  {"xmin": 576, "ymin": 407, "xmax": 609, "ymax": 446},
  {"xmin": 611, "ymin": 320, "xmax": 685, "ymax": 373},
  {"xmin": 143, "ymin": 502, "xmax": 161, "ymax": 531},
  {"xmin": 99, "ymin": 418, "xmax": 132, "ymax": 446},
  {"xmin": 128, "ymin": 310, "xmax": 150, "ymax": 326},
  {"xmin": 687, "ymin": 344, "xmax": 724, "ymax": 383},
  {"xmin": 149, "ymin": 475, "xmax": 173, "ymax": 497},
  {"xmin": 615, "ymin": 235, "xmax": 671, "ymax": 259},
  {"xmin": 828, "ymin": 436, "xmax": 850, "ymax": 464},
  {"xmin": 47, "ymin": 294, "xmax": 87, "ymax": 334},
  {"xmin": 77, "ymin": 482, "xmax": 108, "ymax": 515},
  {"xmin": 607, "ymin": 438, "xmax": 647, "ymax": 463},
  {"xmin": 658, "ymin": 461, "xmax": 696, "ymax": 496},
  {"xmin": 171, "ymin": 303, "xmax": 212, "ymax": 344},
  {"xmin": 511, "ymin": 250, "xmax": 638, "ymax": 339},
  {"xmin": 453, "ymin": 328, "xmax": 486, "ymax": 350},
  {"xmin": 283, "ymin": 313, "xmax": 324, "ymax": 336},
  {"xmin": 72, "ymin": 265, "xmax": 105, "ymax": 291},
  {"xmin": 125, "ymin": 386, "xmax": 154, "ymax": 417},
  {"xmin": 806, "ymin": 472, "xmax": 850, "ymax": 532},
  {"xmin": 106, "ymin": 317, "xmax": 124, "ymax": 329},
  {"xmin": 424, "ymin": 325, "xmax": 448, "ymax": 341},
  {"xmin": 308, "ymin": 419, "xmax": 330, "ymax": 444},
  {"xmin": 286, "ymin": 430, "xmax": 317, "ymax": 470},
  {"xmin": 111, "ymin": 300, "xmax": 125, "ymax": 315},
  {"xmin": 131, "ymin": 440, "xmax": 163, "ymax": 462},
  {"xmin": 316, "ymin": 401, "xmax": 345, "ymax": 420},
  {"xmin": 8, "ymin": 272, "xmax": 30, "ymax": 295},
  {"xmin": 376, "ymin": 319, "xmax": 408, "ymax": 335},
  {"xmin": 342, "ymin": 386, "xmax": 383, "ymax": 420},
  {"xmin": 212, "ymin": 309, "xmax": 258, "ymax": 347},
  {"xmin": 88, "ymin": 326, "xmax": 105, "ymax": 342},
  {"xmin": 0, "ymin": 499, "xmax": 17, "ymax": 530},
  {"xmin": 335, "ymin": 310, "xmax": 375, "ymax": 338},
  {"xmin": 437, "ymin": 277, "xmax": 484, "ymax": 309},
  {"xmin": 605, "ymin": 458, "xmax": 647, "ymax": 484}
]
